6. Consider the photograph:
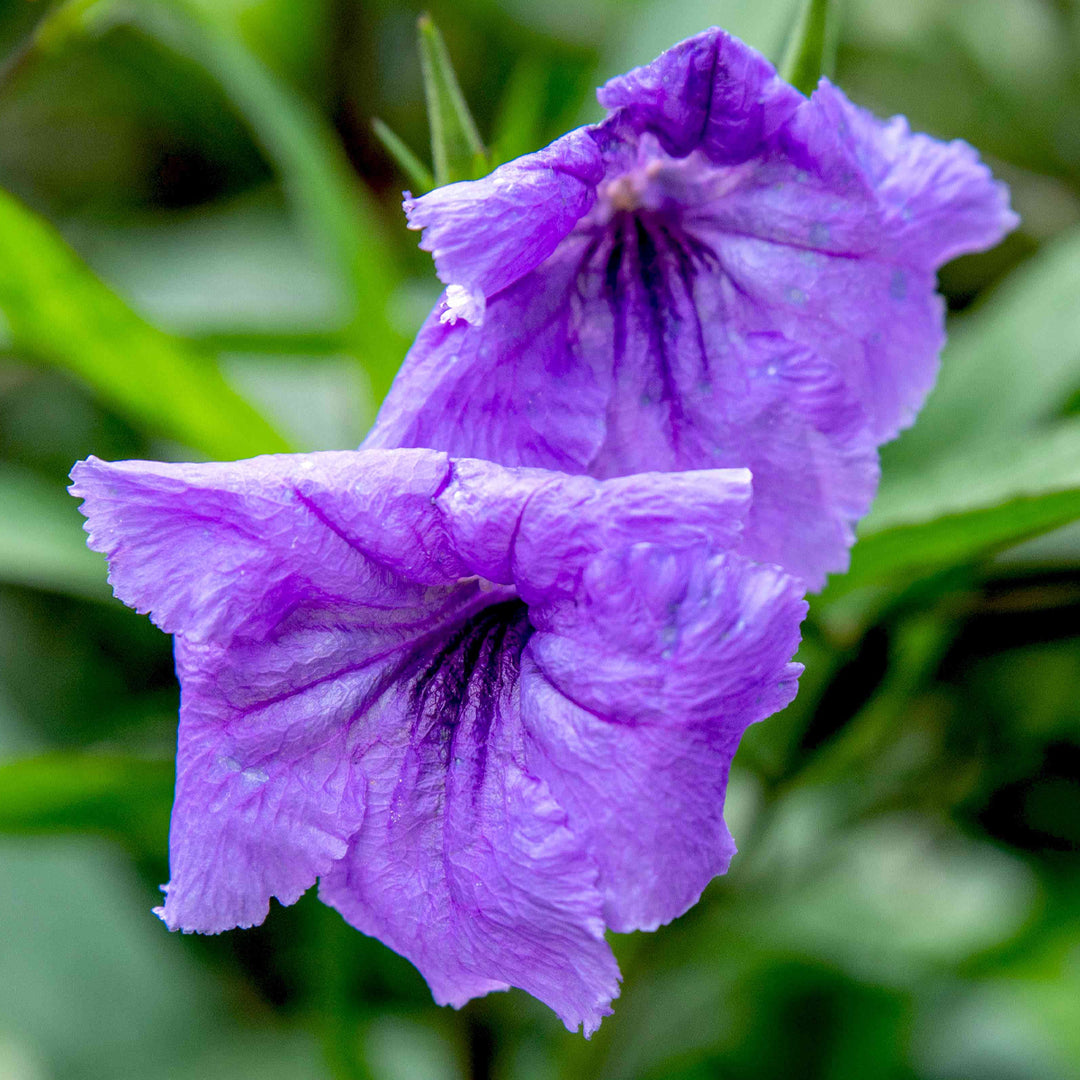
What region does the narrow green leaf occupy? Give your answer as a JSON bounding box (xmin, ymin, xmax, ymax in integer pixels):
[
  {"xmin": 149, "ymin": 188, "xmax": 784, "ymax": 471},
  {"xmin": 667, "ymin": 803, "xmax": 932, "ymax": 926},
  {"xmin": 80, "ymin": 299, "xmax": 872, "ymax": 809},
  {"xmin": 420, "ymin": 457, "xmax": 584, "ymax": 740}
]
[
  {"xmin": 24, "ymin": 0, "xmax": 410, "ymax": 402},
  {"xmin": 372, "ymin": 117, "xmax": 435, "ymax": 193},
  {"xmin": 837, "ymin": 490, "xmax": 1080, "ymax": 599},
  {"xmin": 190, "ymin": 329, "xmax": 349, "ymax": 355},
  {"xmin": 0, "ymin": 189, "xmax": 290, "ymax": 458},
  {"xmin": 0, "ymin": 753, "xmax": 174, "ymax": 851},
  {"xmin": 417, "ymin": 14, "xmax": 488, "ymax": 186},
  {"xmin": 0, "ymin": 465, "xmax": 109, "ymax": 601},
  {"xmin": 780, "ymin": 0, "xmax": 837, "ymax": 95},
  {"xmin": 29, "ymin": 0, "xmax": 102, "ymax": 51},
  {"xmin": 826, "ymin": 421, "xmax": 1080, "ymax": 598}
]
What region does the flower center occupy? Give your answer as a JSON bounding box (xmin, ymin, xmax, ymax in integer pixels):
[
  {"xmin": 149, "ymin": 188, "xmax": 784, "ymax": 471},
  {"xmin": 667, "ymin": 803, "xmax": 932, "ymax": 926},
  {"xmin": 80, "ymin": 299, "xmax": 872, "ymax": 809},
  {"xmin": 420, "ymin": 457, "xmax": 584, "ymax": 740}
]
[
  {"xmin": 407, "ymin": 598, "xmax": 531, "ymax": 768},
  {"xmin": 600, "ymin": 159, "xmax": 668, "ymax": 214}
]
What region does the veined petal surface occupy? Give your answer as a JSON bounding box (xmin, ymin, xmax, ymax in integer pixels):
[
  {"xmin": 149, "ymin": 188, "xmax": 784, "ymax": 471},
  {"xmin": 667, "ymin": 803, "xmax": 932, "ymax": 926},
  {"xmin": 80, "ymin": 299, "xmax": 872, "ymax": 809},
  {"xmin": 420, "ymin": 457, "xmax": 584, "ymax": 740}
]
[
  {"xmin": 369, "ymin": 26, "xmax": 1017, "ymax": 589},
  {"xmin": 72, "ymin": 450, "xmax": 804, "ymax": 1033}
]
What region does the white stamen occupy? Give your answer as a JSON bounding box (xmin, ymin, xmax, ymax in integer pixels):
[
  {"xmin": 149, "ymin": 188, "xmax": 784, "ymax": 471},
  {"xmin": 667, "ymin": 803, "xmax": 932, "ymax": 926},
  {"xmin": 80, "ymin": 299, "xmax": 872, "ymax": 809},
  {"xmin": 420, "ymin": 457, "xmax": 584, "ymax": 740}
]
[{"xmin": 440, "ymin": 283, "xmax": 486, "ymax": 327}]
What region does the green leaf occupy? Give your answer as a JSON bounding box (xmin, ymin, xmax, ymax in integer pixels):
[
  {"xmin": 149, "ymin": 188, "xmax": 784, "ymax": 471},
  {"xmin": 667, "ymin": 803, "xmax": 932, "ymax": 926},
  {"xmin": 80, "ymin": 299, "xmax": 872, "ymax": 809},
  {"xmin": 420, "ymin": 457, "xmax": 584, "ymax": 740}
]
[
  {"xmin": 417, "ymin": 14, "xmax": 488, "ymax": 186},
  {"xmin": 491, "ymin": 56, "xmax": 549, "ymax": 166},
  {"xmin": 886, "ymin": 227, "xmax": 1080, "ymax": 475},
  {"xmin": 129, "ymin": 0, "xmax": 409, "ymax": 400},
  {"xmin": 827, "ymin": 227, "xmax": 1080, "ymax": 600},
  {"xmin": 26, "ymin": 0, "xmax": 410, "ymax": 402},
  {"xmin": 0, "ymin": 753, "xmax": 174, "ymax": 851},
  {"xmin": 780, "ymin": 0, "xmax": 837, "ymax": 95},
  {"xmin": 826, "ymin": 421, "xmax": 1080, "ymax": 599},
  {"xmin": 371, "ymin": 117, "xmax": 435, "ymax": 193},
  {"xmin": 0, "ymin": 188, "xmax": 290, "ymax": 459},
  {"xmin": 0, "ymin": 465, "xmax": 109, "ymax": 601}
]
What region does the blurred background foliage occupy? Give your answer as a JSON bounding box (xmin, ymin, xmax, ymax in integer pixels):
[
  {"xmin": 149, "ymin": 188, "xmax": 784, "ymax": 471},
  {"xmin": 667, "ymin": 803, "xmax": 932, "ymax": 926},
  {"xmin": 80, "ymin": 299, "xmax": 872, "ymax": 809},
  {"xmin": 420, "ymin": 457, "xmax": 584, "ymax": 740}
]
[{"xmin": 0, "ymin": 0, "xmax": 1078, "ymax": 1077}]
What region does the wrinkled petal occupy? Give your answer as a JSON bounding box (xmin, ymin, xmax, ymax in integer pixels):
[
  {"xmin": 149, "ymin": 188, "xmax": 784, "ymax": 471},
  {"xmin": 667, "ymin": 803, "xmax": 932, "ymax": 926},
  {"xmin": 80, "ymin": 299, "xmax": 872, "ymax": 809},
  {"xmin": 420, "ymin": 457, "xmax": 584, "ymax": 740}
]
[
  {"xmin": 521, "ymin": 544, "xmax": 806, "ymax": 932},
  {"xmin": 596, "ymin": 28, "xmax": 801, "ymax": 163},
  {"xmin": 405, "ymin": 128, "xmax": 605, "ymax": 320},
  {"xmin": 794, "ymin": 81, "xmax": 1020, "ymax": 271},
  {"xmin": 374, "ymin": 27, "xmax": 1016, "ymax": 589},
  {"xmin": 159, "ymin": 633, "xmax": 369, "ymax": 932},
  {"xmin": 69, "ymin": 450, "xmax": 466, "ymax": 642},
  {"xmin": 566, "ymin": 203, "xmax": 883, "ymax": 587},
  {"xmin": 365, "ymin": 237, "xmax": 610, "ymax": 473},
  {"xmin": 72, "ymin": 450, "xmax": 802, "ymax": 1033},
  {"xmin": 74, "ymin": 450, "xmax": 618, "ymax": 1024},
  {"xmin": 772, "ymin": 80, "xmax": 1020, "ymax": 440},
  {"xmin": 442, "ymin": 458, "xmax": 751, "ymax": 594},
  {"xmin": 71, "ymin": 449, "xmax": 473, "ymax": 934},
  {"xmin": 318, "ymin": 600, "xmax": 620, "ymax": 1035}
]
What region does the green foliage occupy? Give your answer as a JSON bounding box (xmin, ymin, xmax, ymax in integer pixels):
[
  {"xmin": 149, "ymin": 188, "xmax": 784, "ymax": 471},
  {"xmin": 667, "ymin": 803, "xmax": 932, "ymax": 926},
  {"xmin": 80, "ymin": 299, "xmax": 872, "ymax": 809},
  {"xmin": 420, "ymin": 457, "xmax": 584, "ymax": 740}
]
[
  {"xmin": 491, "ymin": 56, "xmax": 552, "ymax": 166},
  {"xmin": 0, "ymin": 187, "xmax": 289, "ymax": 459},
  {"xmin": 889, "ymin": 227, "xmax": 1080, "ymax": 467},
  {"xmin": 371, "ymin": 117, "xmax": 436, "ymax": 193},
  {"xmin": 830, "ymin": 422, "xmax": 1080, "ymax": 597},
  {"xmin": 31, "ymin": 0, "xmax": 409, "ymax": 400},
  {"xmin": 123, "ymin": 0, "xmax": 409, "ymax": 397},
  {"xmin": 0, "ymin": 465, "xmax": 109, "ymax": 600},
  {"xmin": 0, "ymin": 752, "xmax": 173, "ymax": 851},
  {"xmin": 780, "ymin": 0, "xmax": 837, "ymax": 94},
  {"xmin": 417, "ymin": 14, "xmax": 489, "ymax": 187},
  {"xmin": 0, "ymin": 1, "xmax": 1078, "ymax": 1079}
]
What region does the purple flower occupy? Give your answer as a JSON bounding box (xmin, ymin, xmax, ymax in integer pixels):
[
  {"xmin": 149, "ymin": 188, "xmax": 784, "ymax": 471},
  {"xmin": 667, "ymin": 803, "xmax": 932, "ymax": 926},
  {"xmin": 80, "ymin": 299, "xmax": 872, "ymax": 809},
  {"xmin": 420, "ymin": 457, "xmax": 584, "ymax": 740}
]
[
  {"xmin": 70, "ymin": 449, "xmax": 806, "ymax": 1033},
  {"xmin": 366, "ymin": 27, "xmax": 1018, "ymax": 589}
]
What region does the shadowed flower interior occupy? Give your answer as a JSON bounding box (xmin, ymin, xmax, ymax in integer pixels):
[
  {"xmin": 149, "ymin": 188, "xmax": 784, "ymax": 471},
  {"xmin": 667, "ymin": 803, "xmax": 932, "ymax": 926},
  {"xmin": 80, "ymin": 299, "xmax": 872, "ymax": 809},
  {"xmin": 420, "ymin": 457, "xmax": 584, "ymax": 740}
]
[
  {"xmin": 366, "ymin": 26, "xmax": 1017, "ymax": 590},
  {"xmin": 70, "ymin": 449, "xmax": 806, "ymax": 1034}
]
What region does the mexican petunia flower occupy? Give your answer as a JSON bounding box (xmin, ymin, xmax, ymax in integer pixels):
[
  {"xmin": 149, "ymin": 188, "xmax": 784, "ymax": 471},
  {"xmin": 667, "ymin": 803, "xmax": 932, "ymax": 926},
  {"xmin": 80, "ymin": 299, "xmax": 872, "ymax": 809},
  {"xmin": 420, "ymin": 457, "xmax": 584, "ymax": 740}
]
[
  {"xmin": 366, "ymin": 27, "xmax": 1018, "ymax": 590},
  {"xmin": 71, "ymin": 449, "xmax": 806, "ymax": 1033}
]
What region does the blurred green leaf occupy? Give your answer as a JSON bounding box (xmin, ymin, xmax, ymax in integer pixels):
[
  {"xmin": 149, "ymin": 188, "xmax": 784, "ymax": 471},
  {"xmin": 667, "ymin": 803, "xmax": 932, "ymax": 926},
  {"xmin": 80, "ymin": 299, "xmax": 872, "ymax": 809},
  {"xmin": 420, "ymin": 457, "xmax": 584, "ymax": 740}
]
[
  {"xmin": 833, "ymin": 225, "xmax": 1080, "ymax": 598},
  {"xmin": 781, "ymin": 0, "xmax": 838, "ymax": 94},
  {"xmin": 829, "ymin": 421, "xmax": 1080, "ymax": 598},
  {"xmin": 0, "ymin": 465, "xmax": 108, "ymax": 601},
  {"xmin": 0, "ymin": 753, "xmax": 173, "ymax": 851},
  {"xmin": 33, "ymin": 0, "xmax": 409, "ymax": 401},
  {"xmin": 417, "ymin": 14, "xmax": 488, "ymax": 186},
  {"xmin": 491, "ymin": 57, "xmax": 550, "ymax": 165},
  {"xmin": 75, "ymin": 192, "xmax": 347, "ymax": 339},
  {"xmin": 372, "ymin": 117, "xmax": 435, "ymax": 194},
  {"xmin": 887, "ymin": 227, "xmax": 1080, "ymax": 472},
  {"xmin": 0, "ymin": 188, "xmax": 290, "ymax": 458}
]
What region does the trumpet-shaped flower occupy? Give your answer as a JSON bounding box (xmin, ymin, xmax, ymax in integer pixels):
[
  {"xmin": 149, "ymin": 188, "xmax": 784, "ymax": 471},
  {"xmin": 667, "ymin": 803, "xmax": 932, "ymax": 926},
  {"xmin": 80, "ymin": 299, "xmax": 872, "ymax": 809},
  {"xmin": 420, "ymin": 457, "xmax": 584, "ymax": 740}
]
[
  {"xmin": 366, "ymin": 27, "xmax": 1018, "ymax": 589},
  {"xmin": 71, "ymin": 450, "xmax": 806, "ymax": 1033}
]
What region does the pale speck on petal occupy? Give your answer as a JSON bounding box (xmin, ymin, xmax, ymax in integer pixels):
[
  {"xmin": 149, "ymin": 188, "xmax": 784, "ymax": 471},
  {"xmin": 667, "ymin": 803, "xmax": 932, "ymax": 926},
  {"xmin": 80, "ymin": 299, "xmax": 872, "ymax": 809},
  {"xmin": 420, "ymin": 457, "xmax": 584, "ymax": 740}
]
[{"xmin": 440, "ymin": 284, "xmax": 486, "ymax": 326}]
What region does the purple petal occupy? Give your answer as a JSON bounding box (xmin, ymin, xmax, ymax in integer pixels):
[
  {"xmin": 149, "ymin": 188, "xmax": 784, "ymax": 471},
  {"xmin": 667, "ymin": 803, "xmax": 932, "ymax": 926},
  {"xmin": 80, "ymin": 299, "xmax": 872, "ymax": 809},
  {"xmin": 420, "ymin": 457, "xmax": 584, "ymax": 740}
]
[
  {"xmin": 773, "ymin": 81, "xmax": 1020, "ymax": 440},
  {"xmin": 506, "ymin": 466, "xmax": 752, "ymax": 601},
  {"xmin": 568, "ymin": 199, "xmax": 884, "ymax": 587},
  {"xmin": 69, "ymin": 450, "xmax": 467, "ymax": 642},
  {"xmin": 373, "ymin": 29, "xmax": 1016, "ymax": 589},
  {"xmin": 72, "ymin": 450, "xmax": 805, "ymax": 1030},
  {"xmin": 158, "ymin": 632, "xmax": 369, "ymax": 932},
  {"xmin": 318, "ymin": 599, "xmax": 620, "ymax": 1035},
  {"xmin": 365, "ymin": 236, "xmax": 610, "ymax": 472},
  {"xmin": 795, "ymin": 81, "xmax": 1020, "ymax": 270},
  {"xmin": 596, "ymin": 28, "xmax": 802, "ymax": 164},
  {"xmin": 404, "ymin": 128, "xmax": 605, "ymax": 322},
  {"xmin": 70, "ymin": 449, "xmax": 477, "ymax": 933},
  {"xmin": 521, "ymin": 544, "xmax": 806, "ymax": 933}
]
